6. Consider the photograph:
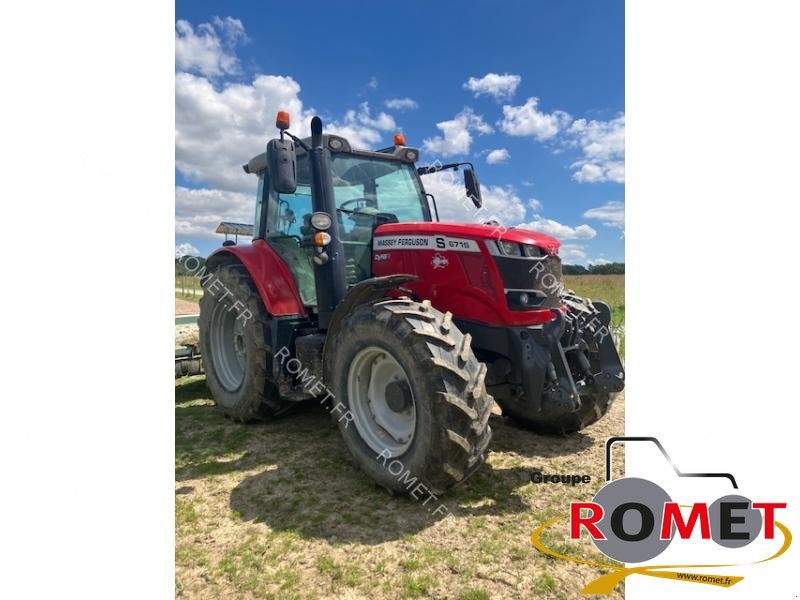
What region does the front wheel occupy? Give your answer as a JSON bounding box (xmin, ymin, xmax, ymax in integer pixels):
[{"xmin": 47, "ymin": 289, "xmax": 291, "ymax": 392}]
[
  {"xmin": 328, "ymin": 298, "xmax": 493, "ymax": 495},
  {"xmin": 499, "ymin": 392, "xmax": 617, "ymax": 434}
]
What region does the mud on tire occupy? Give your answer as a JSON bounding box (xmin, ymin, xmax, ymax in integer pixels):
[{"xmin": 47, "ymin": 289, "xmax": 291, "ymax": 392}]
[
  {"xmin": 199, "ymin": 264, "xmax": 284, "ymax": 422},
  {"xmin": 328, "ymin": 298, "xmax": 493, "ymax": 496}
]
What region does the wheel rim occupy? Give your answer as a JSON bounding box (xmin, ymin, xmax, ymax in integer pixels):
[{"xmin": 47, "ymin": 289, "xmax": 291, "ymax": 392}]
[
  {"xmin": 347, "ymin": 346, "xmax": 416, "ymax": 457},
  {"xmin": 208, "ymin": 301, "xmax": 247, "ymax": 392}
]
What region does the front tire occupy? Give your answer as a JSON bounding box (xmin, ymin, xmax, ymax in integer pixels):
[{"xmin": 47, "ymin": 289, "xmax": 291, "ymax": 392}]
[
  {"xmin": 499, "ymin": 391, "xmax": 616, "ymax": 434},
  {"xmin": 199, "ymin": 264, "xmax": 284, "ymax": 422},
  {"xmin": 328, "ymin": 298, "xmax": 493, "ymax": 495}
]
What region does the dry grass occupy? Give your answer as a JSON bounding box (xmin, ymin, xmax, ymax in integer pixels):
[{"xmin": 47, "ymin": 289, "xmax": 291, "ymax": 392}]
[{"xmin": 176, "ymin": 376, "xmax": 625, "ymax": 599}]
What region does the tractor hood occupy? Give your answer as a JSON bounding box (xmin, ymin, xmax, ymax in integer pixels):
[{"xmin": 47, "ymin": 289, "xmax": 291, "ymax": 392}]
[{"xmin": 373, "ymin": 222, "xmax": 561, "ymax": 255}]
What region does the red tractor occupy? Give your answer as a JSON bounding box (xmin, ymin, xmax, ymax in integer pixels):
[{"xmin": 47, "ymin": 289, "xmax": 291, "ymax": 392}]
[{"xmin": 198, "ymin": 113, "xmax": 624, "ymax": 495}]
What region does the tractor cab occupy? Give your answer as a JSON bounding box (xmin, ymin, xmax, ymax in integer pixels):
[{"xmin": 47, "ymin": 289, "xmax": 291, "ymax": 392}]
[{"xmin": 247, "ymin": 133, "xmax": 436, "ymax": 307}]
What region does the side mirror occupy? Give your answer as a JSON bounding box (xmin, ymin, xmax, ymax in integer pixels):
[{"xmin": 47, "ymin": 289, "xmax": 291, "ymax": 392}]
[
  {"xmin": 464, "ymin": 167, "xmax": 482, "ymax": 209},
  {"xmin": 267, "ymin": 138, "xmax": 297, "ymax": 194}
]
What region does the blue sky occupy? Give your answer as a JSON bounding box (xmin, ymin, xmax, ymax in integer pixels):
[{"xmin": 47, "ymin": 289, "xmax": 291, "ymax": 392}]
[{"xmin": 175, "ymin": 0, "xmax": 624, "ymax": 264}]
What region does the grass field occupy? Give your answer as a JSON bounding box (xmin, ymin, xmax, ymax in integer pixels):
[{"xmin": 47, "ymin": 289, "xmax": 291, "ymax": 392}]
[
  {"xmin": 564, "ymin": 275, "xmax": 625, "ymax": 356},
  {"xmin": 176, "ymin": 274, "xmax": 626, "ymax": 598},
  {"xmin": 176, "ymin": 380, "xmax": 624, "ymax": 599}
]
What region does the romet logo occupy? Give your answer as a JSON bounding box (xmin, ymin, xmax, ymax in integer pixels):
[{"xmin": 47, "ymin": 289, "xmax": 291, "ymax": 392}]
[{"xmin": 531, "ymin": 437, "xmax": 792, "ymax": 594}]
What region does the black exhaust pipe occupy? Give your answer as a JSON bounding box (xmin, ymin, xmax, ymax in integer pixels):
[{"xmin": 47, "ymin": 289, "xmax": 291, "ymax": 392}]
[{"xmin": 308, "ymin": 116, "xmax": 347, "ymax": 330}]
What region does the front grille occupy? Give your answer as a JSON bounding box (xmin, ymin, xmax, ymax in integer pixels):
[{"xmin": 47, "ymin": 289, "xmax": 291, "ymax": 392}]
[{"xmin": 492, "ymin": 255, "xmax": 563, "ymax": 309}]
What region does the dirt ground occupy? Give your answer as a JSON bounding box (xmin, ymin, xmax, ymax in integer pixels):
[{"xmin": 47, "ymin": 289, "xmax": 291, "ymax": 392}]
[
  {"xmin": 176, "ymin": 376, "xmax": 625, "ymax": 600},
  {"xmin": 176, "ymin": 297, "xmax": 200, "ymax": 315}
]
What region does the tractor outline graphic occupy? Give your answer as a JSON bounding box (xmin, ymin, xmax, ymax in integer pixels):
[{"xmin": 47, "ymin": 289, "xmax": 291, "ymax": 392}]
[{"xmin": 605, "ymin": 436, "xmax": 738, "ymax": 488}]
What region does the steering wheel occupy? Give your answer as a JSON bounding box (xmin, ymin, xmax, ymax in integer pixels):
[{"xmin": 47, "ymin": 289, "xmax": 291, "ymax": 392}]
[
  {"xmin": 338, "ymin": 198, "xmax": 370, "ymax": 212},
  {"xmin": 270, "ymin": 234, "xmax": 303, "ymax": 245}
]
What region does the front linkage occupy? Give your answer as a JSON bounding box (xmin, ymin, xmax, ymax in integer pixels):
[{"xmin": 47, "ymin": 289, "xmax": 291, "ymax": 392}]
[{"xmin": 498, "ymin": 292, "xmax": 624, "ymax": 433}]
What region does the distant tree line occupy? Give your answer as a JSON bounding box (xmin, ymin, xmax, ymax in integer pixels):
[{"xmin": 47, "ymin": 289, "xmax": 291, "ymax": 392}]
[
  {"xmin": 175, "ymin": 256, "xmax": 206, "ymax": 276},
  {"xmin": 563, "ymin": 262, "xmax": 625, "ymax": 275}
]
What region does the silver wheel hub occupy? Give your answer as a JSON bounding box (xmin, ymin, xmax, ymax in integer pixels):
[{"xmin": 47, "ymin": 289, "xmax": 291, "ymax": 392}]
[
  {"xmin": 209, "ymin": 303, "xmax": 246, "ymax": 392},
  {"xmin": 348, "ymin": 346, "xmax": 416, "ymax": 457}
]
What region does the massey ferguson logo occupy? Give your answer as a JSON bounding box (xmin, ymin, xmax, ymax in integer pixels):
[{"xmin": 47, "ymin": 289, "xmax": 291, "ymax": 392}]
[
  {"xmin": 373, "ymin": 235, "xmax": 480, "ymax": 253},
  {"xmin": 531, "ymin": 436, "xmax": 791, "ymax": 594},
  {"xmin": 431, "ymin": 253, "xmax": 449, "ymax": 269}
]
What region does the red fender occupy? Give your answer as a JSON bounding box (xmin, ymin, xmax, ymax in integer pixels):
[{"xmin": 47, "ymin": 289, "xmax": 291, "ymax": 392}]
[{"xmin": 206, "ymin": 240, "xmax": 306, "ymax": 317}]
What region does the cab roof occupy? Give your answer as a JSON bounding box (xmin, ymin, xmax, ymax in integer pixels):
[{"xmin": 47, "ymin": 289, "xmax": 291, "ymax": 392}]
[{"xmin": 242, "ymin": 134, "xmax": 419, "ymax": 175}]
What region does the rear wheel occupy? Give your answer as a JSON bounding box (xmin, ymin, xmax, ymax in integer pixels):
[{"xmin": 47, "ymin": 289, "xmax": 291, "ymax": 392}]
[
  {"xmin": 199, "ymin": 264, "xmax": 285, "ymax": 422},
  {"xmin": 499, "ymin": 392, "xmax": 616, "ymax": 434},
  {"xmin": 328, "ymin": 298, "xmax": 493, "ymax": 495}
]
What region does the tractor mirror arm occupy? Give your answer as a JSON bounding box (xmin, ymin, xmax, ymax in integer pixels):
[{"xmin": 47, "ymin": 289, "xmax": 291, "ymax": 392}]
[
  {"xmin": 281, "ymin": 129, "xmax": 310, "ymax": 152},
  {"xmin": 417, "ymin": 162, "xmax": 474, "ymax": 176}
]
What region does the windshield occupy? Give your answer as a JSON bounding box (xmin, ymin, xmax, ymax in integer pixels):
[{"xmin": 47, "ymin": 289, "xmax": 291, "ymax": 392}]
[
  {"xmin": 330, "ymin": 154, "xmax": 428, "ymax": 224},
  {"xmin": 265, "ymin": 154, "xmax": 428, "ymax": 238},
  {"xmin": 262, "ymin": 153, "xmax": 429, "ymax": 304}
]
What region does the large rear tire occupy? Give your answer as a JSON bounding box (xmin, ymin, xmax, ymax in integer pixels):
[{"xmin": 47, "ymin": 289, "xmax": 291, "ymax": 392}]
[
  {"xmin": 328, "ymin": 298, "xmax": 493, "ymax": 495},
  {"xmin": 499, "ymin": 392, "xmax": 616, "ymax": 434},
  {"xmin": 199, "ymin": 264, "xmax": 285, "ymax": 422}
]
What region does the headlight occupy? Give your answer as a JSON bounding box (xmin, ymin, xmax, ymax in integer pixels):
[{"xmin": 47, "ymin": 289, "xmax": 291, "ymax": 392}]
[
  {"xmin": 499, "ymin": 241, "xmax": 522, "ymax": 256},
  {"xmin": 310, "ymin": 211, "xmax": 332, "ymax": 230},
  {"xmin": 522, "ymin": 244, "xmax": 545, "ymax": 258},
  {"xmin": 505, "ymin": 290, "xmax": 545, "ymax": 310}
]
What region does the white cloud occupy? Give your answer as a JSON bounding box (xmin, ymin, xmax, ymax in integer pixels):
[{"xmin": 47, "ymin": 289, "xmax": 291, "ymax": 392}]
[
  {"xmin": 583, "ymin": 201, "xmax": 625, "ymax": 229},
  {"xmin": 175, "ymin": 19, "xmax": 401, "ymax": 192},
  {"xmin": 326, "ymin": 103, "xmax": 398, "ymax": 149},
  {"xmin": 346, "ymin": 102, "xmax": 396, "ymax": 132},
  {"xmin": 567, "ymin": 115, "xmax": 625, "ymax": 183},
  {"xmin": 463, "ymin": 73, "xmax": 521, "ymax": 101},
  {"xmin": 367, "ymin": 76, "xmax": 379, "ymax": 90},
  {"xmin": 527, "ymin": 198, "xmax": 543, "ymax": 211},
  {"xmin": 486, "ymin": 148, "xmax": 510, "ymax": 164},
  {"xmin": 423, "ymin": 108, "xmax": 493, "ymax": 157},
  {"xmin": 573, "ymin": 163, "xmax": 605, "ymax": 183},
  {"xmin": 324, "ymin": 122, "xmax": 383, "ymax": 149},
  {"xmin": 175, "ymin": 17, "xmax": 247, "ymax": 78},
  {"xmin": 176, "ymin": 71, "xmax": 311, "ymax": 193},
  {"xmin": 554, "ymin": 244, "xmax": 611, "ymax": 266},
  {"xmin": 496, "ymin": 92, "xmax": 624, "ymax": 184},
  {"xmin": 385, "ymin": 97, "xmax": 418, "ymax": 111},
  {"xmin": 175, "ymin": 242, "xmax": 200, "ymax": 258},
  {"xmin": 518, "ymin": 217, "xmax": 597, "ymax": 240},
  {"xmin": 175, "ymin": 186, "xmax": 254, "ymax": 238},
  {"xmin": 560, "ymin": 244, "xmax": 588, "ymax": 264},
  {"xmin": 499, "ymin": 97, "xmax": 572, "ymax": 141},
  {"xmin": 176, "ymin": 72, "xmax": 397, "ymax": 192},
  {"xmin": 421, "ymin": 171, "xmax": 526, "ymax": 224}
]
